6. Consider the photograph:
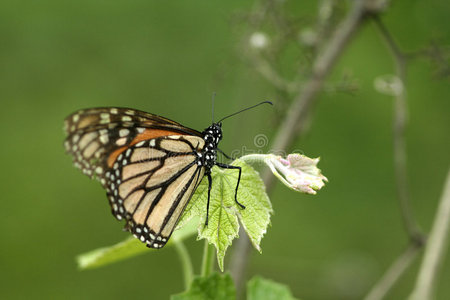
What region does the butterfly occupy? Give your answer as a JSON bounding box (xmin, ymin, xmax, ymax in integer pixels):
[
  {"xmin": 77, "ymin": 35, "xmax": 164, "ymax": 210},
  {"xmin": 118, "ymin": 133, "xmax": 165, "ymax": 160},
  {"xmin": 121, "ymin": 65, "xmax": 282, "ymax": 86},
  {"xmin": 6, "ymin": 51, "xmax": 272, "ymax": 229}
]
[{"xmin": 64, "ymin": 102, "xmax": 271, "ymax": 249}]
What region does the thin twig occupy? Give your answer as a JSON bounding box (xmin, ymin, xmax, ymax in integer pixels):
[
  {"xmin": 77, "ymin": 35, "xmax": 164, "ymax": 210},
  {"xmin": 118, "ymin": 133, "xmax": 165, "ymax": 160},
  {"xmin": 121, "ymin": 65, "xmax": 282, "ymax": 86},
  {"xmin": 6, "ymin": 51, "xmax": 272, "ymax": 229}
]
[
  {"xmin": 201, "ymin": 240, "xmax": 215, "ymax": 277},
  {"xmin": 409, "ymin": 168, "xmax": 450, "ymax": 300},
  {"xmin": 249, "ymin": 54, "xmax": 301, "ymax": 93},
  {"xmin": 230, "ymin": 0, "xmax": 385, "ymax": 294},
  {"xmin": 174, "ymin": 241, "xmax": 194, "ymax": 290},
  {"xmin": 364, "ymin": 243, "xmax": 421, "ymax": 300},
  {"xmin": 360, "ymin": 16, "xmax": 428, "ymax": 300},
  {"xmin": 372, "ymin": 16, "xmax": 425, "ymax": 244}
]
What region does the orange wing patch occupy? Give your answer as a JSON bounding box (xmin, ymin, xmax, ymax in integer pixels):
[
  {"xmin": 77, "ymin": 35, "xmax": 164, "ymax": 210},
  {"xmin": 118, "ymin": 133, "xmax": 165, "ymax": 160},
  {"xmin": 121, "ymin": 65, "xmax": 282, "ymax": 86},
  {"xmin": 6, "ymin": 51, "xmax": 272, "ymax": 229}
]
[{"xmin": 107, "ymin": 129, "xmax": 184, "ymax": 168}]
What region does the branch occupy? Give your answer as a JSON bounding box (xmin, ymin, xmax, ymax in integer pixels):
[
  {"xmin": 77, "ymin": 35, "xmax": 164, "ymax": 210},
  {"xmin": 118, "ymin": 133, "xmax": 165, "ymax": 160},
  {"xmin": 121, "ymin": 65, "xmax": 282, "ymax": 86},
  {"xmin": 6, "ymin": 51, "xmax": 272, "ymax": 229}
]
[
  {"xmin": 409, "ymin": 168, "xmax": 450, "ymax": 300},
  {"xmin": 230, "ymin": 0, "xmax": 387, "ymax": 293},
  {"xmin": 361, "ymin": 16, "xmax": 428, "ymax": 300},
  {"xmin": 201, "ymin": 240, "xmax": 215, "ymax": 277},
  {"xmin": 372, "ymin": 16, "xmax": 425, "ymax": 244},
  {"xmin": 364, "ymin": 244, "xmax": 421, "ymax": 300},
  {"xmin": 249, "ymin": 53, "xmax": 301, "ymax": 93},
  {"xmin": 174, "ymin": 241, "xmax": 194, "ymax": 290}
]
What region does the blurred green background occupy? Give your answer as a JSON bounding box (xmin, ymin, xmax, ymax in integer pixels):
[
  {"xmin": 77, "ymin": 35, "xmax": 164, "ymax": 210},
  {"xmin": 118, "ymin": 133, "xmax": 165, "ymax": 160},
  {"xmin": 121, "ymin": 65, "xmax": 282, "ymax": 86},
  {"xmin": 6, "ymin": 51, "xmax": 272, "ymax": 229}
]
[{"xmin": 1, "ymin": 0, "xmax": 449, "ymax": 299}]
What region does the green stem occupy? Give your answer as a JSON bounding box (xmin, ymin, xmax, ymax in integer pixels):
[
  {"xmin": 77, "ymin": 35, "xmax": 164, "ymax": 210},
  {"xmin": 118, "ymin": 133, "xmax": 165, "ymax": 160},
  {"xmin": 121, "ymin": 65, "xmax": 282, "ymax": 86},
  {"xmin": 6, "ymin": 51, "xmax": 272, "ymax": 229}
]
[
  {"xmin": 239, "ymin": 153, "xmax": 268, "ymax": 164},
  {"xmin": 201, "ymin": 240, "xmax": 215, "ymax": 277},
  {"xmin": 174, "ymin": 240, "xmax": 194, "ymax": 289}
]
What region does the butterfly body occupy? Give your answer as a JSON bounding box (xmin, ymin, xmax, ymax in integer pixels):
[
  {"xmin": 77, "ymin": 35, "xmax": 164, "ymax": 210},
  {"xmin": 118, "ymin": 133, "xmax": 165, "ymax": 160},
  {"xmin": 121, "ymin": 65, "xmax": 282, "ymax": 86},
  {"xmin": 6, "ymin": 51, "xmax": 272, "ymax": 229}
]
[
  {"xmin": 64, "ymin": 108, "xmax": 239, "ymax": 249},
  {"xmin": 200, "ymin": 123, "xmax": 222, "ymax": 170}
]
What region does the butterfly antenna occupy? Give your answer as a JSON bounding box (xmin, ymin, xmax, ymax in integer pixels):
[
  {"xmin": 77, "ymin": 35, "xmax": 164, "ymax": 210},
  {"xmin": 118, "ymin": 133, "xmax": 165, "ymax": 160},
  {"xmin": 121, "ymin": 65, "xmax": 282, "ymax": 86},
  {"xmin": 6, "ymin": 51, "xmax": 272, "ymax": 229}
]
[
  {"xmin": 217, "ymin": 101, "xmax": 273, "ymax": 123},
  {"xmin": 211, "ymin": 92, "xmax": 216, "ymax": 123}
]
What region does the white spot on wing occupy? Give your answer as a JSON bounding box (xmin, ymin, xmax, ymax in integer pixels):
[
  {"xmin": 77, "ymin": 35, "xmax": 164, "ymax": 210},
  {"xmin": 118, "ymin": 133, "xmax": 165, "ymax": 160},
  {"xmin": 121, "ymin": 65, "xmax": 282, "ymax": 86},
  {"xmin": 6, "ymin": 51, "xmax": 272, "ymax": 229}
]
[
  {"xmin": 99, "ymin": 135, "xmax": 109, "ymax": 144},
  {"xmin": 116, "ymin": 137, "xmax": 127, "ymax": 146},
  {"xmin": 119, "ymin": 129, "xmax": 130, "ymax": 137}
]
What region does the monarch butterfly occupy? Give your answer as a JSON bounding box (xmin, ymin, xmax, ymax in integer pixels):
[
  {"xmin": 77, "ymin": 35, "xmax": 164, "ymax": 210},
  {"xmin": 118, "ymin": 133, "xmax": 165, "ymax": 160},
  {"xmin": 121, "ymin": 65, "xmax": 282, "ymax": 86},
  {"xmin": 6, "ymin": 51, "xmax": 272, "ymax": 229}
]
[{"xmin": 64, "ymin": 101, "xmax": 271, "ymax": 249}]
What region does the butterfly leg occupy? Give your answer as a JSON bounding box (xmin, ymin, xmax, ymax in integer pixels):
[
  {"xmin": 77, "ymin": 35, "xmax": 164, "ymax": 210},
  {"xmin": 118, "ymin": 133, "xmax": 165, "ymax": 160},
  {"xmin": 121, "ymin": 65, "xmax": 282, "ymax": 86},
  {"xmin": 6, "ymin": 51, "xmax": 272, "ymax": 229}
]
[
  {"xmin": 217, "ymin": 148, "xmax": 233, "ymax": 160},
  {"xmin": 205, "ymin": 173, "xmax": 213, "ymax": 226},
  {"xmin": 215, "ymin": 163, "xmax": 245, "ymax": 209}
]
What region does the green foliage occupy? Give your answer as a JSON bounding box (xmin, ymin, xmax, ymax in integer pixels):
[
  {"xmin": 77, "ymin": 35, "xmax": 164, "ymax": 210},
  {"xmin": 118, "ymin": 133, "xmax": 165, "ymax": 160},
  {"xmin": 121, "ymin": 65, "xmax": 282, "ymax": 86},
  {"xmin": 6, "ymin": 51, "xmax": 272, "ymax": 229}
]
[
  {"xmin": 77, "ymin": 218, "xmax": 197, "ymax": 270},
  {"xmin": 171, "ymin": 273, "xmax": 298, "ymax": 300},
  {"xmin": 171, "ymin": 272, "xmax": 236, "ymax": 300},
  {"xmin": 177, "ymin": 160, "xmax": 273, "ymax": 271},
  {"xmin": 247, "ymin": 276, "xmax": 298, "ymax": 300},
  {"xmin": 77, "ymin": 159, "xmax": 272, "ymax": 271}
]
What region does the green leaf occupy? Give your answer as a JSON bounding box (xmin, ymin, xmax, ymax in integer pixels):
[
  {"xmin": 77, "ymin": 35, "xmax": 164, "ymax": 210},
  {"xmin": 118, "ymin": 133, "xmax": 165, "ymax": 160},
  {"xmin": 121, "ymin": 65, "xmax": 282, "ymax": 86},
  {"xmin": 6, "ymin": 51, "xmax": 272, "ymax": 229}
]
[
  {"xmin": 77, "ymin": 218, "xmax": 198, "ymax": 270},
  {"xmin": 177, "ymin": 160, "xmax": 272, "ymax": 271},
  {"xmin": 171, "ymin": 272, "xmax": 235, "ymax": 300},
  {"xmin": 247, "ymin": 276, "xmax": 298, "ymax": 300}
]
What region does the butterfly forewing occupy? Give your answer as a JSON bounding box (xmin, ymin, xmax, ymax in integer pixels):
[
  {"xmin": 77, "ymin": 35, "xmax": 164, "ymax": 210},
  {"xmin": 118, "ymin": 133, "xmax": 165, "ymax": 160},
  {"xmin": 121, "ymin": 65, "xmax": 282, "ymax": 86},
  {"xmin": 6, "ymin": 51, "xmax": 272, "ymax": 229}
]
[
  {"xmin": 63, "ymin": 107, "xmax": 201, "ymax": 178},
  {"xmin": 64, "ymin": 108, "xmax": 205, "ymax": 248}
]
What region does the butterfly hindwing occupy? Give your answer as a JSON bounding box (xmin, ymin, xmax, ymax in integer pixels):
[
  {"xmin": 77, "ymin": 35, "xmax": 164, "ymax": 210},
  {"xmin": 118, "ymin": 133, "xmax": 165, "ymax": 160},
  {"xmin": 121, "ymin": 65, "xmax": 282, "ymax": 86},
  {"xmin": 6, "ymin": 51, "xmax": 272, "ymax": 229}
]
[{"xmin": 108, "ymin": 135, "xmax": 205, "ymax": 248}]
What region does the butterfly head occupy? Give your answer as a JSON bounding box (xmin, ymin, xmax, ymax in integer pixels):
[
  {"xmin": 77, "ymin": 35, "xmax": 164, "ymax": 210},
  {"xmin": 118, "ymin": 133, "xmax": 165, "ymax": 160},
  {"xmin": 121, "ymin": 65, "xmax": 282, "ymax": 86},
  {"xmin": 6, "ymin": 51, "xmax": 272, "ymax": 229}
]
[{"xmin": 202, "ymin": 122, "xmax": 222, "ymax": 146}]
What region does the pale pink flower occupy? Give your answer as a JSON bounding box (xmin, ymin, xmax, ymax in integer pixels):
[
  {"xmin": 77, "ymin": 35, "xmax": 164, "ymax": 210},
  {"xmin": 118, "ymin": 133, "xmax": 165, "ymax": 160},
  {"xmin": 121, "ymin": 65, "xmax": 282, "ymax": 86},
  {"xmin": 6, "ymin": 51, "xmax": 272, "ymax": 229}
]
[
  {"xmin": 268, "ymin": 154, "xmax": 328, "ymax": 194},
  {"xmin": 241, "ymin": 153, "xmax": 328, "ymax": 194}
]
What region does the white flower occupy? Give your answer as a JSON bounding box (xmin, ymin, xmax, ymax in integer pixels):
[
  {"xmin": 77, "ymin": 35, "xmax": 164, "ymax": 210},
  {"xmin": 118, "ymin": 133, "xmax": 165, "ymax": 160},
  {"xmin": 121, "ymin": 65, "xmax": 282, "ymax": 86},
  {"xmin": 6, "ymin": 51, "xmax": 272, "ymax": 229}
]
[
  {"xmin": 374, "ymin": 74, "xmax": 403, "ymax": 96},
  {"xmin": 299, "ymin": 28, "xmax": 318, "ymax": 47},
  {"xmin": 240, "ymin": 153, "xmax": 328, "ymax": 194},
  {"xmin": 249, "ymin": 32, "xmax": 269, "ymax": 49}
]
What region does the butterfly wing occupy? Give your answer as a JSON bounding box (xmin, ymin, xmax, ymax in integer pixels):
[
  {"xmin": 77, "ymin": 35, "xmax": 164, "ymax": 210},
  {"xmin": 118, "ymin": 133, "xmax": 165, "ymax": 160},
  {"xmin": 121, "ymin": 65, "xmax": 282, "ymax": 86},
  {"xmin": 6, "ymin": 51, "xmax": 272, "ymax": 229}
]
[
  {"xmin": 64, "ymin": 108, "xmax": 205, "ymax": 248},
  {"xmin": 64, "ymin": 107, "xmax": 201, "ymax": 177}
]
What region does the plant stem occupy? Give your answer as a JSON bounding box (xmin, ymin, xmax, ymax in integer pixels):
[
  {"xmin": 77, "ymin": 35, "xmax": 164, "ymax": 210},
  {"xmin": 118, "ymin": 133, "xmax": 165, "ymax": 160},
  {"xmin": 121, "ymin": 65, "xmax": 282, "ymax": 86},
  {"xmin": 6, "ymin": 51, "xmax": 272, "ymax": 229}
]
[
  {"xmin": 174, "ymin": 241, "xmax": 194, "ymax": 290},
  {"xmin": 201, "ymin": 240, "xmax": 215, "ymax": 277},
  {"xmin": 361, "ymin": 16, "xmax": 429, "ymax": 300},
  {"xmin": 364, "ymin": 243, "xmax": 421, "ymax": 300},
  {"xmin": 409, "ymin": 168, "xmax": 450, "ymax": 300},
  {"xmin": 372, "ymin": 15, "xmax": 424, "ymax": 244}
]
